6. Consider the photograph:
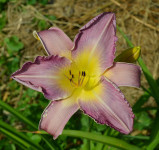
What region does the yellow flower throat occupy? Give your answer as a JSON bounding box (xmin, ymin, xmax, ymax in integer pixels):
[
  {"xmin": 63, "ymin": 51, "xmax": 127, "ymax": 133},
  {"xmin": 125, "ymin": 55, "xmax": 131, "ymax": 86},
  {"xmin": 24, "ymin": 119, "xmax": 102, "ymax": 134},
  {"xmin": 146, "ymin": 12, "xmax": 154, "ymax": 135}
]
[{"xmin": 57, "ymin": 50, "xmax": 103, "ymax": 100}]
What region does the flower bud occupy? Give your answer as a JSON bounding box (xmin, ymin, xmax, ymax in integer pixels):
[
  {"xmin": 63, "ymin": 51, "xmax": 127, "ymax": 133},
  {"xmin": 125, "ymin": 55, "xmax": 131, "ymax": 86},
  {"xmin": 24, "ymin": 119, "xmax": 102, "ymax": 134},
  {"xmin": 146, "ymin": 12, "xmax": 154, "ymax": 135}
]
[{"xmin": 115, "ymin": 46, "xmax": 141, "ymax": 63}]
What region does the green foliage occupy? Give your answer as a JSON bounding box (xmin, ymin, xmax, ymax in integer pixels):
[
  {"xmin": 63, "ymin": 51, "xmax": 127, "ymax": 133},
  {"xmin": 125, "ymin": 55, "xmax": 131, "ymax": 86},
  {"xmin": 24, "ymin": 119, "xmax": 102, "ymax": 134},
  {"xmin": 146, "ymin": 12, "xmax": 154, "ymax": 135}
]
[
  {"xmin": 0, "ymin": 0, "xmax": 7, "ymax": 3},
  {"xmin": 27, "ymin": 0, "xmax": 37, "ymax": 5},
  {"xmin": 0, "ymin": 139, "xmax": 16, "ymax": 150},
  {"xmin": 27, "ymin": 0, "xmax": 50, "ymax": 5},
  {"xmin": 133, "ymin": 91, "xmax": 150, "ymax": 112},
  {"xmin": 4, "ymin": 36, "xmax": 24, "ymax": 55},
  {"xmin": 45, "ymin": 15, "xmax": 57, "ymax": 21},
  {"xmin": 0, "ymin": 0, "xmax": 8, "ymax": 12},
  {"xmin": 0, "ymin": 120, "xmax": 44, "ymax": 150},
  {"xmin": 38, "ymin": 20, "xmax": 48, "ymax": 30},
  {"xmin": 0, "ymin": 11, "xmax": 6, "ymax": 30},
  {"xmin": 134, "ymin": 112, "xmax": 152, "ymax": 130},
  {"xmin": 62, "ymin": 130, "xmax": 141, "ymax": 150},
  {"xmin": 27, "ymin": 133, "xmax": 42, "ymax": 144}
]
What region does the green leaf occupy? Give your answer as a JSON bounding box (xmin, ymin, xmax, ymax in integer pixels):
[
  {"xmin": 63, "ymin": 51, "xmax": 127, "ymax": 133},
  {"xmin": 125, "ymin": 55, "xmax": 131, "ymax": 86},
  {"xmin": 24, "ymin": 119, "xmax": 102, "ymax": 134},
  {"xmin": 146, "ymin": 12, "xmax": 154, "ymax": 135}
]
[
  {"xmin": 4, "ymin": 36, "xmax": 24, "ymax": 55},
  {"xmin": 134, "ymin": 112, "xmax": 152, "ymax": 130},
  {"xmin": 27, "ymin": 132, "xmax": 41, "ymax": 144},
  {"xmin": 31, "ymin": 135, "xmax": 41, "ymax": 144},
  {"xmin": 0, "ymin": 140, "xmax": 16, "ymax": 150},
  {"xmin": 62, "ymin": 130, "xmax": 141, "ymax": 150},
  {"xmin": 103, "ymin": 145, "xmax": 120, "ymax": 150},
  {"xmin": 27, "ymin": 133, "xmax": 41, "ymax": 144},
  {"xmin": 0, "ymin": 121, "xmax": 43, "ymax": 150},
  {"xmin": 147, "ymin": 111, "xmax": 159, "ymax": 150},
  {"xmin": 38, "ymin": 20, "xmax": 47, "ymax": 30},
  {"xmin": 133, "ymin": 91, "xmax": 150, "ymax": 112},
  {"xmin": 0, "ymin": 0, "xmax": 7, "ymax": 3},
  {"xmin": 122, "ymin": 135, "xmax": 150, "ymax": 140},
  {"xmin": 0, "ymin": 11, "xmax": 6, "ymax": 30},
  {"xmin": 116, "ymin": 26, "xmax": 134, "ymax": 48},
  {"xmin": 0, "ymin": 100, "xmax": 36, "ymax": 129},
  {"xmin": 4, "ymin": 144, "xmax": 16, "ymax": 150},
  {"xmin": 0, "ymin": 100, "xmax": 56, "ymax": 150},
  {"xmin": 39, "ymin": 0, "xmax": 48, "ymax": 5},
  {"xmin": 27, "ymin": 0, "xmax": 37, "ymax": 5},
  {"xmin": 27, "ymin": 0, "xmax": 48, "ymax": 5},
  {"xmin": 138, "ymin": 57, "xmax": 159, "ymax": 103},
  {"xmin": 35, "ymin": 130, "xmax": 141, "ymax": 150},
  {"xmin": 45, "ymin": 15, "xmax": 56, "ymax": 21},
  {"xmin": 10, "ymin": 57, "xmax": 20, "ymax": 72}
]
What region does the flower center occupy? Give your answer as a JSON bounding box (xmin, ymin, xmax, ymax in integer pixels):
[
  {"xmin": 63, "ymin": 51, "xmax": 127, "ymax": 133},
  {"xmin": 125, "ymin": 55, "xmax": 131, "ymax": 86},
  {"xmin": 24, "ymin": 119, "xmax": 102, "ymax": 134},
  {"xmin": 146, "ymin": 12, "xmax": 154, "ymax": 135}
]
[{"xmin": 57, "ymin": 50, "xmax": 102, "ymax": 94}]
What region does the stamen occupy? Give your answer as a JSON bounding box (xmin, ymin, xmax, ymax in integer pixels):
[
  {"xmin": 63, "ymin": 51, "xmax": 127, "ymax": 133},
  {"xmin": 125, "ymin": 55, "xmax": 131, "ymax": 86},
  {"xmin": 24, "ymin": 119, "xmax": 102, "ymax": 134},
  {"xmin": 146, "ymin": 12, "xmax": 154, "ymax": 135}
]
[
  {"xmin": 70, "ymin": 78, "xmax": 78, "ymax": 87},
  {"xmin": 65, "ymin": 72, "xmax": 78, "ymax": 87},
  {"xmin": 79, "ymin": 71, "xmax": 84, "ymax": 85},
  {"xmin": 64, "ymin": 74, "xmax": 70, "ymax": 80},
  {"xmin": 69, "ymin": 70, "xmax": 71, "ymax": 75},
  {"xmin": 67, "ymin": 70, "xmax": 87, "ymax": 87},
  {"xmin": 83, "ymin": 71, "xmax": 86, "ymax": 76},
  {"xmin": 79, "ymin": 71, "xmax": 85, "ymax": 86},
  {"xmin": 78, "ymin": 71, "xmax": 81, "ymax": 85},
  {"xmin": 80, "ymin": 76, "xmax": 85, "ymax": 86}
]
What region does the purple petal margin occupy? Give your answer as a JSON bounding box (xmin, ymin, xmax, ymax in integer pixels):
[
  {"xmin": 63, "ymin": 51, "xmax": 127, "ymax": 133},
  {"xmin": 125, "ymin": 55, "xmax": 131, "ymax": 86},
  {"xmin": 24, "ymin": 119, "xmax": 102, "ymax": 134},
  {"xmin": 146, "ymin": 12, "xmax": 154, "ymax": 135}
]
[
  {"xmin": 105, "ymin": 62, "xmax": 141, "ymax": 87},
  {"xmin": 35, "ymin": 27, "xmax": 73, "ymax": 57},
  {"xmin": 72, "ymin": 12, "xmax": 117, "ymax": 73},
  {"xmin": 11, "ymin": 55, "xmax": 73, "ymax": 100},
  {"xmin": 39, "ymin": 99, "xmax": 79, "ymax": 139},
  {"xmin": 79, "ymin": 76, "xmax": 134, "ymax": 134}
]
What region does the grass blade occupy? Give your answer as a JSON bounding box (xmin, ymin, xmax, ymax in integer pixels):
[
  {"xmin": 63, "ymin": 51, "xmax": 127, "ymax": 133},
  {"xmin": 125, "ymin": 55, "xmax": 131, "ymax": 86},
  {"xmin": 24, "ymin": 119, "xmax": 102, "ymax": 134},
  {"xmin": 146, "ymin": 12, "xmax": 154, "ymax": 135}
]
[
  {"xmin": 0, "ymin": 128, "xmax": 29, "ymax": 150},
  {"xmin": 62, "ymin": 130, "xmax": 141, "ymax": 150},
  {"xmin": 116, "ymin": 26, "xmax": 134, "ymax": 48},
  {"xmin": 0, "ymin": 100, "xmax": 36, "ymax": 129},
  {"xmin": 138, "ymin": 57, "xmax": 159, "ymax": 103},
  {"xmin": 133, "ymin": 91, "xmax": 150, "ymax": 112},
  {"xmin": 147, "ymin": 111, "xmax": 159, "ymax": 150},
  {"xmin": 0, "ymin": 120, "xmax": 43, "ymax": 150},
  {"xmin": 34, "ymin": 130, "xmax": 141, "ymax": 150},
  {"xmin": 122, "ymin": 135, "xmax": 150, "ymax": 140},
  {"xmin": 0, "ymin": 100, "xmax": 56, "ymax": 150}
]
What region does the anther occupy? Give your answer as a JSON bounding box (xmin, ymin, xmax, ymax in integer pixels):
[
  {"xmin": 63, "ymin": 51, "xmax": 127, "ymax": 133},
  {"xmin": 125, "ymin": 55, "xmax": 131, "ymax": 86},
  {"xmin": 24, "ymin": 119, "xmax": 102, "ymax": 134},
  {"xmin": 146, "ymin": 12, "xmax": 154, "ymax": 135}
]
[
  {"xmin": 82, "ymin": 71, "xmax": 84, "ymax": 76},
  {"xmin": 69, "ymin": 70, "xmax": 71, "ymax": 75},
  {"xmin": 72, "ymin": 74, "xmax": 74, "ymax": 78},
  {"xmin": 83, "ymin": 71, "xmax": 86, "ymax": 76}
]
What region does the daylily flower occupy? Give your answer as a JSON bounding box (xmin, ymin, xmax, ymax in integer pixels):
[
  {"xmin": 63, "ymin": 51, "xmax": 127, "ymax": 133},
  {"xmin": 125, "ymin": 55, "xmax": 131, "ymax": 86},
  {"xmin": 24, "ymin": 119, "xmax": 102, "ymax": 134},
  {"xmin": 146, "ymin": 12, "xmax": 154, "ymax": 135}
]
[{"xmin": 11, "ymin": 12, "xmax": 141, "ymax": 139}]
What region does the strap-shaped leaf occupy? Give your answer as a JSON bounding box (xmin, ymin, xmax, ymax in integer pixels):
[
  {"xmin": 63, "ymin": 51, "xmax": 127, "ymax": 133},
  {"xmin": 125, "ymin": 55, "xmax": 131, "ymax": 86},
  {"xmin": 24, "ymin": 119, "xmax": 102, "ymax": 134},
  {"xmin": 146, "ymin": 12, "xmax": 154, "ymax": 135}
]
[{"xmin": 0, "ymin": 120, "xmax": 43, "ymax": 150}]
